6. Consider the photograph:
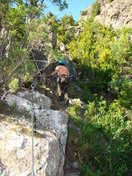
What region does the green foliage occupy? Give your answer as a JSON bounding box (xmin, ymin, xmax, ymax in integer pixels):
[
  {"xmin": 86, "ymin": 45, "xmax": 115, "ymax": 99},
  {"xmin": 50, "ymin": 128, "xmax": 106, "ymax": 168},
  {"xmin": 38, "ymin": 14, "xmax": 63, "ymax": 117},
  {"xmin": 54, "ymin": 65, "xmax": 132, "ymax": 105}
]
[
  {"xmin": 107, "ymin": 0, "xmax": 114, "ymax": 3},
  {"xmin": 69, "ymin": 103, "xmax": 81, "ymax": 123},
  {"xmin": 49, "ymin": 48, "xmax": 64, "ymax": 61},
  {"xmin": 109, "ymin": 28, "xmax": 132, "ymax": 77},
  {"xmin": 9, "ymin": 78, "xmax": 19, "ymax": 93},
  {"xmin": 46, "ymin": 12, "xmax": 58, "ymax": 33},
  {"xmin": 91, "ymin": 0, "xmax": 101, "ymax": 17},
  {"xmin": 27, "ymin": 18, "xmax": 49, "ymax": 44},
  {"xmin": 70, "ymin": 97, "xmax": 131, "ymax": 176},
  {"xmin": 85, "ymin": 99, "xmax": 125, "ymax": 137},
  {"xmin": 81, "ymin": 10, "xmax": 87, "ymax": 16},
  {"xmin": 108, "ymin": 28, "xmax": 132, "ymax": 108},
  {"xmin": 3, "ymin": 4, "xmax": 27, "ymax": 45},
  {"xmin": 0, "ymin": 0, "xmax": 68, "ymax": 90},
  {"xmin": 82, "ymin": 86, "xmax": 93, "ymax": 102},
  {"xmin": 1, "ymin": 48, "xmax": 36, "ymax": 87},
  {"xmin": 46, "ymin": 0, "xmax": 68, "ymax": 11},
  {"xmin": 68, "ymin": 20, "xmax": 132, "ymax": 109},
  {"xmin": 109, "ymin": 78, "xmax": 132, "ymax": 108},
  {"xmin": 77, "ymin": 66, "xmax": 111, "ymax": 95},
  {"xmin": 67, "ymin": 17, "xmax": 132, "ymax": 176},
  {"xmin": 68, "ymin": 19, "xmax": 115, "ymax": 70},
  {"xmin": 7, "ymin": 0, "xmax": 68, "ymax": 21},
  {"xmin": 58, "ymin": 15, "xmax": 76, "ymax": 44},
  {"xmin": 81, "ymin": 164, "xmax": 102, "ymax": 176},
  {"xmin": 1, "ymin": 2, "xmax": 132, "ymax": 176}
]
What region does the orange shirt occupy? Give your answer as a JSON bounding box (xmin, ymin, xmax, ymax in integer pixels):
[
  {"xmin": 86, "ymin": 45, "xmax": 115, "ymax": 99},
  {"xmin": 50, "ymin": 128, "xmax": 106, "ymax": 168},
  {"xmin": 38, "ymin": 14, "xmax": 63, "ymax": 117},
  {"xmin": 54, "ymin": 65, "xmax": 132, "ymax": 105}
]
[{"xmin": 55, "ymin": 65, "xmax": 69, "ymax": 77}]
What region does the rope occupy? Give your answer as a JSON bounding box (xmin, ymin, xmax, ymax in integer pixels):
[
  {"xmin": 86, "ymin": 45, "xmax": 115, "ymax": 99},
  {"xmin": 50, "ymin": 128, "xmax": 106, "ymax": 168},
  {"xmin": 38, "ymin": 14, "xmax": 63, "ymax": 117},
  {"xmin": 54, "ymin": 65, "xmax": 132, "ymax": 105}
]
[
  {"xmin": 31, "ymin": 82, "xmax": 37, "ymax": 176},
  {"xmin": 0, "ymin": 90, "xmax": 10, "ymax": 100}
]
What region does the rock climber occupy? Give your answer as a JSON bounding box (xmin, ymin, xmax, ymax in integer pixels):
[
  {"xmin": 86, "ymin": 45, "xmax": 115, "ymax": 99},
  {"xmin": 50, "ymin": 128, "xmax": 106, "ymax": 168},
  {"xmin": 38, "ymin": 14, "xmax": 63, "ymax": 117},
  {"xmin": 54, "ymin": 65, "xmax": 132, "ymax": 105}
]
[{"xmin": 49, "ymin": 59, "xmax": 69, "ymax": 104}]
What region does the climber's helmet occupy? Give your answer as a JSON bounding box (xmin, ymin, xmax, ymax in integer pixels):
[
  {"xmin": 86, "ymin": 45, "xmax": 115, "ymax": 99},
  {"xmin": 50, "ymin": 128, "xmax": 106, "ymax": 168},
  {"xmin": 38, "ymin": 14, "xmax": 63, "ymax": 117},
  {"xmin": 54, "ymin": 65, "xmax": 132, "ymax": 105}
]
[{"xmin": 58, "ymin": 59, "xmax": 65, "ymax": 65}]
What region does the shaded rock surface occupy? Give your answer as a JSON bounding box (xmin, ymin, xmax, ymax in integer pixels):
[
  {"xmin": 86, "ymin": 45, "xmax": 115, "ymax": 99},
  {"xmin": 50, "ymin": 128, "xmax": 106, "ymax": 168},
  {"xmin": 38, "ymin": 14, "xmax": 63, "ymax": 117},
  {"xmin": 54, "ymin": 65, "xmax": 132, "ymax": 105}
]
[
  {"xmin": 17, "ymin": 91, "xmax": 52, "ymax": 109},
  {"xmin": 64, "ymin": 58, "xmax": 78, "ymax": 82},
  {"xmin": 0, "ymin": 91, "xmax": 69, "ymax": 176}
]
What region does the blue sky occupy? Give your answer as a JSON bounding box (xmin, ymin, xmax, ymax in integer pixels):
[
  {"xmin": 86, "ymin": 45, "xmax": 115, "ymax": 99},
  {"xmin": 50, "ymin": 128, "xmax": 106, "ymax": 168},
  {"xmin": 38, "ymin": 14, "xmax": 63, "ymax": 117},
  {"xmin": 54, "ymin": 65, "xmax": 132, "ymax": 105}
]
[{"xmin": 45, "ymin": 0, "xmax": 95, "ymax": 21}]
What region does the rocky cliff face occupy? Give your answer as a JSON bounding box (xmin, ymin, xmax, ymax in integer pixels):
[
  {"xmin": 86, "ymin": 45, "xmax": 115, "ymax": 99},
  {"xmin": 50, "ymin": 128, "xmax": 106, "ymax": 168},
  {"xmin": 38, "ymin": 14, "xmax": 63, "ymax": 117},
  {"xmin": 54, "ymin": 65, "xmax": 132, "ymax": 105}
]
[
  {"xmin": 79, "ymin": 0, "xmax": 132, "ymax": 29},
  {"xmin": 0, "ymin": 121, "xmax": 61, "ymax": 176},
  {"xmin": 0, "ymin": 91, "xmax": 69, "ymax": 176}
]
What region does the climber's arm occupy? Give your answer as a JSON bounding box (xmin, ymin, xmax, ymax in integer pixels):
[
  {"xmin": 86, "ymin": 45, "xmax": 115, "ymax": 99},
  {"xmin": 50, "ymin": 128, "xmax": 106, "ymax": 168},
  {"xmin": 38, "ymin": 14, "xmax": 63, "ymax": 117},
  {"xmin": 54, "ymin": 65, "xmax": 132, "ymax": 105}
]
[
  {"xmin": 51, "ymin": 66, "xmax": 59, "ymax": 76},
  {"xmin": 51, "ymin": 70, "xmax": 57, "ymax": 76}
]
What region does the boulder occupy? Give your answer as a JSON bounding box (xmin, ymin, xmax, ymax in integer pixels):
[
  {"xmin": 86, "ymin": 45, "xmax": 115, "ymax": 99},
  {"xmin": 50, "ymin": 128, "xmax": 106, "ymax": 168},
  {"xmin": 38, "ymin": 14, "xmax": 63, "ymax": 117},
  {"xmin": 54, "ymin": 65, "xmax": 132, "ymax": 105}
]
[
  {"xmin": 79, "ymin": 0, "xmax": 132, "ymax": 29},
  {"xmin": 1, "ymin": 90, "xmax": 69, "ymax": 176},
  {"xmin": 16, "ymin": 91, "xmax": 52, "ymax": 109},
  {"xmin": 0, "ymin": 120, "xmax": 63, "ymax": 176},
  {"xmin": 95, "ymin": 0, "xmax": 132, "ymax": 29}
]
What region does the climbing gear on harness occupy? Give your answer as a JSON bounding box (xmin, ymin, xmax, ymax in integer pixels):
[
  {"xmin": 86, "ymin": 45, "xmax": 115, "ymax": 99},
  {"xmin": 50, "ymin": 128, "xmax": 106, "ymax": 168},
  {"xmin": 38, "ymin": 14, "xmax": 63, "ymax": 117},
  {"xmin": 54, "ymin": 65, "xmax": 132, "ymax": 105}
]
[
  {"xmin": 58, "ymin": 74, "xmax": 68, "ymax": 78},
  {"xmin": 57, "ymin": 75, "xmax": 69, "ymax": 84}
]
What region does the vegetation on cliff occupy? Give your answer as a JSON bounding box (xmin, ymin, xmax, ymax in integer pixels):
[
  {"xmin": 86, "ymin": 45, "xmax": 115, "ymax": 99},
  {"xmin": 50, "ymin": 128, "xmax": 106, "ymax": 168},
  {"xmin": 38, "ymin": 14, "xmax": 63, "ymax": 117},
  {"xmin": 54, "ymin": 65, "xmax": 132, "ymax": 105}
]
[
  {"xmin": 0, "ymin": 1, "xmax": 132, "ymax": 176},
  {"xmin": 67, "ymin": 19, "xmax": 132, "ymax": 176}
]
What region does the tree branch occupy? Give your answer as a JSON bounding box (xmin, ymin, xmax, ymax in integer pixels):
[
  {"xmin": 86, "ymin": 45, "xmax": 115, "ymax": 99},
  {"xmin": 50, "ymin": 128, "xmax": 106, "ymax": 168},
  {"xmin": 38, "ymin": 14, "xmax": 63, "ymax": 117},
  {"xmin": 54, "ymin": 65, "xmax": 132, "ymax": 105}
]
[
  {"xmin": 0, "ymin": 60, "xmax": 24, "ymax": 87},
  {"xmin": 41, "ymin": 0, "xmax": 45, "ymax": 5}
]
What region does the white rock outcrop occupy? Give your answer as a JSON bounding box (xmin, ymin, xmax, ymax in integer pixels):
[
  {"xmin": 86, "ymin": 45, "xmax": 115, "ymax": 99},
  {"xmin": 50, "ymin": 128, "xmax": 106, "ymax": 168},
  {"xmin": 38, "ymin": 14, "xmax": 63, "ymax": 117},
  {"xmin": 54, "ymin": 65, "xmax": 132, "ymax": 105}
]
[
  {"xmin": 17, "ymin": 91, "xmax": 52, "ymax": 109},
  {"xmin": 95, "ymin": 0, "xmax": 132, "ymax": 29},
  {"xmin": 79, "ymin": 0, "xmax": 132, "ymax": 29},
  {"xmin": 0, "ymin": 91, "xmax": 69, "ymax": 176},
  {"xmin": 0, "ymin": 121, "xmax": 61, "ymax": 176}
]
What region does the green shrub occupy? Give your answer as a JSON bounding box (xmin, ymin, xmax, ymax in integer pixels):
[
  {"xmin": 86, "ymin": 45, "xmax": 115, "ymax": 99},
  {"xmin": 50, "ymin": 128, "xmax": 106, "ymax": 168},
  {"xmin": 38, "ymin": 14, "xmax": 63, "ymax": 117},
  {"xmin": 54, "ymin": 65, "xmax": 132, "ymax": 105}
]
[
  {"xmin": 9, "ymin": 78, "xmax": 19, "ymax": 93},
  {"xmin": 57, "ymin": 15, "xmax": 75, "ymax": 45},
  {"xmin": 69, "ymin": 103, "xmax": 81, "ymax": 123},
  {"xmin": 109, "ymin": 78, "xmax": 132, "ymax": 108},
  {"xmin": 68, "ymin": 19, "xmax": 115, "ymax": 71},
  {"xmin": 91, "ymin": 0, "xmax": 101, "ymax": 17},
  {"xmin": 107, "ymin": 0, "xmax": 114, "ymax": 3},
  {"xmin": 81, "ymin": 164, "xmax": 102, "ymax": 176},
  {"xmin": 70, "ymin": 96, "xmax": 131, "ymax": 176},
  {"xmin": 81, "ymin": 10, "xmax": 87, "ymax": 16}
]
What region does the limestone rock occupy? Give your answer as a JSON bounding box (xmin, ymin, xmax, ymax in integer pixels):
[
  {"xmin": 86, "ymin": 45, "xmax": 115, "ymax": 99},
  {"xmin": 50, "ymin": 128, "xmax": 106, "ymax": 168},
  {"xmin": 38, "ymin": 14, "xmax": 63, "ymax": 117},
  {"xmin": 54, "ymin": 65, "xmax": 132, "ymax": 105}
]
[
  {"xmin": 95, "ymin": 0, "xmax": 132, "ymax": 29},
  {"xmin": 79, "ymin": 0, "xmax": 132, "ymax": 29},
  {"xmin": 69, "ymin": 98, "xmax": 83, "ymax": 106},
  {"xmin": 2, "ymin": 91, "xmax": 69, "ymax": 176},
  {"xmin": 5, "ymin": 91, "xmax": 68, "ymax": 151},
  {"xmin": 0, "ymin": 121, "xmax": 62, "ymax": 176},
  {"xmin": 79, "ymin": 6, "xmax": 92, "ymax": 22},
  {"xmin": 17, "ymin": 91, "xmax": 52, "ymax": 109}
]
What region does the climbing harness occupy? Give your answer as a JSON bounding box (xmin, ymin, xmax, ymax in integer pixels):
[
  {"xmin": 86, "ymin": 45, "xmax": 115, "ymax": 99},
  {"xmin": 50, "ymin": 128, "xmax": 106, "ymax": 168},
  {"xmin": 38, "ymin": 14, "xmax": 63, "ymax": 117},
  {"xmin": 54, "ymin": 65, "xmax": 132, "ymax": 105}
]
[{"xmin": 31, "ymin": 82, "xmax": 37, "ymax": 176}]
